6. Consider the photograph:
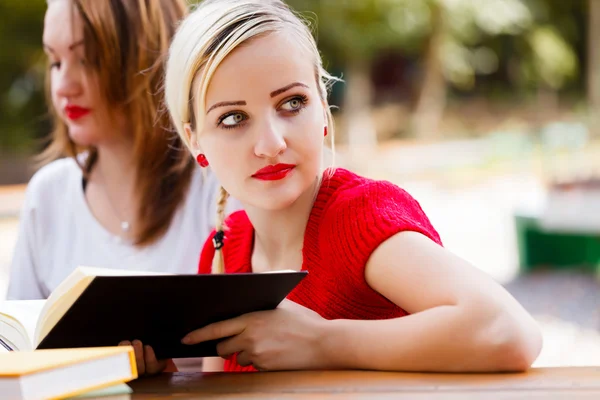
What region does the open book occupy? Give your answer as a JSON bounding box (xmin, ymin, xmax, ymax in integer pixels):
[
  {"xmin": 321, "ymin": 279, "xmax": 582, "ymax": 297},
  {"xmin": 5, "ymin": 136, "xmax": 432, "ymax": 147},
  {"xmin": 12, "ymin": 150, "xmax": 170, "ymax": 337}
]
[
  {"xmin": 1, "ymin": 267, "xmax": 168, "ymax": 352},
  {"xmin": 0, "ymin": 266, "xmax": 306, "ymax": 358}
]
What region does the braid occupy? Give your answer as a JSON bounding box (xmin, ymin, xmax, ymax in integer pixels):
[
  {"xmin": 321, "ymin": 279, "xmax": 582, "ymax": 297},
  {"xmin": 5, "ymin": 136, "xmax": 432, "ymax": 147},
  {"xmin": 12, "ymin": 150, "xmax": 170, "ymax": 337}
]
[{"xmin": 211, "ymin": 186, "xmax": 229, "ymax": 274}]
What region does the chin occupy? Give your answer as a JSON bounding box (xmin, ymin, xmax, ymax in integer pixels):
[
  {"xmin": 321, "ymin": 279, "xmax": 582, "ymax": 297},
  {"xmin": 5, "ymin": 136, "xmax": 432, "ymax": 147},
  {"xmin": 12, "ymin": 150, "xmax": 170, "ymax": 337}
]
[
  {"xmin": 246, "ymin": 184, "xmax": 306, "ymax": 211},
  {"xmin": 237, "ymin": 168, "xmax": 319, "ymax": 211},
  {"xmin": 67, "ymin": 128, "xmax": 100, "ymax": 147},
  {"xmin": 256, "ymin": 198, "xmax": 299, "ymax": 211}
]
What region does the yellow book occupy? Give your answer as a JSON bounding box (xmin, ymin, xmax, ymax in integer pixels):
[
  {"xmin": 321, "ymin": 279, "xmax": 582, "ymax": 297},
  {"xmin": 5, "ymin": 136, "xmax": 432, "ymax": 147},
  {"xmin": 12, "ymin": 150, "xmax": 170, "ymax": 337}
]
[{"xmin": 0, "ymin": 346, "xmax": 137, "ymax": 400}]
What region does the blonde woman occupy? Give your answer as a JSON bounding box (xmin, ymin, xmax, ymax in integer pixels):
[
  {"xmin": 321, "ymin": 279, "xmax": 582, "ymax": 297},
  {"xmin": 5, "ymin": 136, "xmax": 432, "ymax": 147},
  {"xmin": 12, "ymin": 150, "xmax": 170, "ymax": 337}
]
[{"xmin": 135, "ymin": 0, "xmax": 542, "ymax": 374}]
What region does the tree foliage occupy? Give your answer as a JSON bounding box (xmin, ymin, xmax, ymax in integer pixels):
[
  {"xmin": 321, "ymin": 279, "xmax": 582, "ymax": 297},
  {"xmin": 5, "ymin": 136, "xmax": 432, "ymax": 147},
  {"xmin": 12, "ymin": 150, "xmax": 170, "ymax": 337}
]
[
  {"xmin": 0, "ymin": 0, "xmax": 47, "ymax": 152},
  {"xmin": 0, "ymin": 0, "xmax": 587, "ymax": 151}
]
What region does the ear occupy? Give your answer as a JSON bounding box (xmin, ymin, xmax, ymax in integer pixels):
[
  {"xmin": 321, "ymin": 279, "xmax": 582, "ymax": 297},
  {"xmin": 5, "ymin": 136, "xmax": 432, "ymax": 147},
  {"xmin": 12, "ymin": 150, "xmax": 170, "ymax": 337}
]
[
  {"xmin": 321, "ymin": 100, "xmax": 328, "ymax": 127},
  {"xmin": 184, "ymin": 123, "xmax": 202, "ymax": 154}
]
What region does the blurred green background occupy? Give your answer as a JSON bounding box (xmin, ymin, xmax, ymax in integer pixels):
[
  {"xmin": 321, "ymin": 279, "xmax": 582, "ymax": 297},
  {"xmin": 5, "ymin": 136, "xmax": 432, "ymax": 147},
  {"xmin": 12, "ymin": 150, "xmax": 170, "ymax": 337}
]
[{"xmin": 0, "ymin": 0, "xmax": 596, "ymax": 184}]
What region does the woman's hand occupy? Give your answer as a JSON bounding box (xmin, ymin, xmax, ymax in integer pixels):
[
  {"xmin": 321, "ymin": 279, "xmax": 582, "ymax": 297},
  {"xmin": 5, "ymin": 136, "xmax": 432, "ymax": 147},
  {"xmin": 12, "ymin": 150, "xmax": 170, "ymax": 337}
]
[
  {"xmin": 119, "ymin": 340, "xmax": 167, "ymax": 376},
  {"xmin": 182, "ymin": 300, "xmax": 328, "ymax": 371}
]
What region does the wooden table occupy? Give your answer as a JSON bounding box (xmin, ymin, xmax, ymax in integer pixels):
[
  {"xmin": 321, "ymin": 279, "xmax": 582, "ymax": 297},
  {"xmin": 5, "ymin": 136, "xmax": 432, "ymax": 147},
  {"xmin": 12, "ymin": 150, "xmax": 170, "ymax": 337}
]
[{"xmin": 128, "ymin": 367, "xmax": 600, "ymax": 399}]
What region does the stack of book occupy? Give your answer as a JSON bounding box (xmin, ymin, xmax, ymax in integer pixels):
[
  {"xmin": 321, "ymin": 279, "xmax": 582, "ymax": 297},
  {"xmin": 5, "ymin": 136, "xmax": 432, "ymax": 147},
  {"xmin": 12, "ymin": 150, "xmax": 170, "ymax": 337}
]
[
  {"xmin": 0, "ymin": 265, "xmax": 307, "ymax": 398},
  {"xmin": 0, "ymin": 346, "xmax": 136, "ymax": 399}
]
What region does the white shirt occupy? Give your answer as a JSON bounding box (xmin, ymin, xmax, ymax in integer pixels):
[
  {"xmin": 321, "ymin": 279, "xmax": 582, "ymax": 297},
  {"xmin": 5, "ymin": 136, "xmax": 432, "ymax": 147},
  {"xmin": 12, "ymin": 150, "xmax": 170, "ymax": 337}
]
[{"xmin": 7, "ymin": 157, "xmax": 236, "ymax": 300}]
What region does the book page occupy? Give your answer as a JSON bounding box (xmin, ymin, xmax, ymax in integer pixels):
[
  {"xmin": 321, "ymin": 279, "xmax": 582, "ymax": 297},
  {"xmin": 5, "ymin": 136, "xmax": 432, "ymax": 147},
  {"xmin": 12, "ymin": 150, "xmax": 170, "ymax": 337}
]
[
  {"xmin": 0, "ymin": 300, "xmax": 46, "ymax": 351},
  {"xmin": 67, "ymin": 382, "xmax": 132, "ymax": 399},
  {"xmin": 76, "ymin": 266, "xmax": 173, "ymax": 277},
  {"xmin": 46, "ymin": 266, "xmax": 172, "ymax": 307}
]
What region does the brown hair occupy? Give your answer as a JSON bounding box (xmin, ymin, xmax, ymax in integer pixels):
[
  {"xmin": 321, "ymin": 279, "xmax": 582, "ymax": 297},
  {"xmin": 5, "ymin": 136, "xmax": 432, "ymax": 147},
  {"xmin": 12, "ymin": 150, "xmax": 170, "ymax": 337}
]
[{"xmin": 39, "ymin": 0, "xmax": 193, "ymax": 247}]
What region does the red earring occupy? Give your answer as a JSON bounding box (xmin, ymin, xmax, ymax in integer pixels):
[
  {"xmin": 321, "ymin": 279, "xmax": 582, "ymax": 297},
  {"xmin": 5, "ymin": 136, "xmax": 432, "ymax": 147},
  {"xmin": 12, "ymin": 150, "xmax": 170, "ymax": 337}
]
[
  {"xmin": 196, "ymin": 153, "xmax": 209, "ymax": 168},
  {"xmin": 324, "ymin": 126, "xmax": 328, "ymax": 137}
]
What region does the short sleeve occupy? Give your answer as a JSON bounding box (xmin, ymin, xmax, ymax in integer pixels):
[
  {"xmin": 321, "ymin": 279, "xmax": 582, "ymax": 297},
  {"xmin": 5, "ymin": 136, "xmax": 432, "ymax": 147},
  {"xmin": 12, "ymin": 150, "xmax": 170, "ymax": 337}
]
[{"xmin": 320, "ymin": 180, "xmax": 442, "ymax": 285}]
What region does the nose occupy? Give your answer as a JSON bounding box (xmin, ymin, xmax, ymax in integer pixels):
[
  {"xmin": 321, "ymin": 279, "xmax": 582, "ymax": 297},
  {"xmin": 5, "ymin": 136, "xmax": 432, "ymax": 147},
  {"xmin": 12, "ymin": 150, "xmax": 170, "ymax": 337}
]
[
  {"xmin": 254, "ymin": 121, "xmax": 287, "ymax": 159},
  {"xmin": 53, "ymin": 62, "xmax": 83, "ymax": 99}
]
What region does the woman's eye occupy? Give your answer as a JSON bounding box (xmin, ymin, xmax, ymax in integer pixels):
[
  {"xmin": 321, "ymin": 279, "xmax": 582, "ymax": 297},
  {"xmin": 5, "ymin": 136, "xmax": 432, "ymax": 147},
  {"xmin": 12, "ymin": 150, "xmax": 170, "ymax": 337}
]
[
  {"xmin": 281, "ymin": 97, "xmax": 304, "ymax": 111},
  {"xmin": 220, "ymin": 112, "xmax": 246, "ymax": 127}
]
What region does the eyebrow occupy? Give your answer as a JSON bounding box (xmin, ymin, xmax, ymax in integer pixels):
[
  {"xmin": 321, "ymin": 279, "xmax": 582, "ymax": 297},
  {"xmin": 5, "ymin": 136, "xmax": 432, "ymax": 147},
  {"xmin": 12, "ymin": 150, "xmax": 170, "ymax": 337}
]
[
  {"xmin": 43, "ymin": 40, "xmax": 85, "ymax": 54},
  {"xmin": 206, "ymin": 82, "xmax": 310, "ymax": 114},
  {"xmin": 270, "ymin": 82, "xmax": 309, "ymax": 97},
  {"xmin": 206, "ymin": 101, "xmax": 247, "ymax": 114}
]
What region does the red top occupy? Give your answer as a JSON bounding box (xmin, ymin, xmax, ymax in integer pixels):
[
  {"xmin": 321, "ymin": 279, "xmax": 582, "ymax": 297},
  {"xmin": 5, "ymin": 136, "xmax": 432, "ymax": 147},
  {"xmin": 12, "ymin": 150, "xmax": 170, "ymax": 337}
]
[{"xmin": 198, "ymin": 168, "xmax": 442, "ymax": 372}]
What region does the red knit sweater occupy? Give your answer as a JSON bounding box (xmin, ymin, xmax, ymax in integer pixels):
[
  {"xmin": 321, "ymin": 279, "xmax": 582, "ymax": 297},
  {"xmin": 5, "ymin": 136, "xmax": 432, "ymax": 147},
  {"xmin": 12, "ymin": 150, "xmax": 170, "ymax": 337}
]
[{"xmin": 198, "ymin": 168, "xmax": 442, "ymax": 372}]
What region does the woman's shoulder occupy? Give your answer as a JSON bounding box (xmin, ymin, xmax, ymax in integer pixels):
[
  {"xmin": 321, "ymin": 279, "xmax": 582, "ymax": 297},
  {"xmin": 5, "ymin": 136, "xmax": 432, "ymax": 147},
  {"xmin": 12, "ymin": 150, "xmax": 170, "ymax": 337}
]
[
  {"xmin": 321, "ymin": 167, "xmax": 420, "ymax": 209},
  {"xmin": 319, "ymin": 167, "xmax": 442, "ymax": 246},
  {"xmin": 204, "ymin": 210, "xmax": 251, "ymax": 238},
  {"xmin": 220, "ymin": 210, "xmax": 252, "ymax": 244},
  {"xmin": 24, "ymin": 157, "xmax": 82, "ymax": 203},
  {"xmin": 15, "ymin": 157, "xmax": 84, "ymax": 239},
  {"xmin": 198, "ymin": 210, "xmax": 252, "ymax": 274}
]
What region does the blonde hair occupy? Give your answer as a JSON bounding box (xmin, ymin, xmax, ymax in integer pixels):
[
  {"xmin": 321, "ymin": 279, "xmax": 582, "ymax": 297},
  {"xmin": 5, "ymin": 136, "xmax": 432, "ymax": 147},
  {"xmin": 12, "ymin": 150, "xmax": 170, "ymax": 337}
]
[{"xmin": 164, "ymin": 0, "xmax": 340, "ymax": 273}]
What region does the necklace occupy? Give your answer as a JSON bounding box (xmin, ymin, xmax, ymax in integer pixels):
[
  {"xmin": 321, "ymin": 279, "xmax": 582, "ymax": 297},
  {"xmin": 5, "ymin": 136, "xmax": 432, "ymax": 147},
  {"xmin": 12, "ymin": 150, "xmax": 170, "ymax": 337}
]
[
  {"xmin": 105, "ymin": 190, "xmax": 131, "ymax": 233},
  {"xmin": 95, "ymin": 170, "xmax": 132, "ymax": 234}
]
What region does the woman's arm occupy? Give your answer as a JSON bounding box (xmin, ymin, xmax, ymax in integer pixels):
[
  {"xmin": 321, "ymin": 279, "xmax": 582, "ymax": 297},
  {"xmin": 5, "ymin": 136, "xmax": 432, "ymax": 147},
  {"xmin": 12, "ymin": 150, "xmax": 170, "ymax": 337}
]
[{"xmin": 318, "ymin": 231, "xmax": 543, "ymax": 372}]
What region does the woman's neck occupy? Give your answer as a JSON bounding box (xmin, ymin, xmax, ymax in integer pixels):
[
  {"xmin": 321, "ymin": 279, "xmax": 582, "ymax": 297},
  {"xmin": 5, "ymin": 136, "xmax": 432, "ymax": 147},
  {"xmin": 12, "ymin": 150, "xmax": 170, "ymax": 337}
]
[
  {"xmin": 245, "ymin": 176, "xmax": 321, "ymax": 273},
  {"xmin": 85, "ymin": 115, "xmax": 135, "ymax": 186},
  {"xmin": 92, "ymin": 142, "xmax": 137, "ymax": 191},
  {"xmin": 84, "ymin": 138, "xmax": 139, "ymax": 238}
]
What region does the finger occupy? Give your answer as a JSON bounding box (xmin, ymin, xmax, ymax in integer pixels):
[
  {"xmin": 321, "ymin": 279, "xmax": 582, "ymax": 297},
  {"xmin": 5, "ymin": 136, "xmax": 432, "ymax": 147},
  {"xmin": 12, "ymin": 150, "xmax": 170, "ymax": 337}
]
[
  {"xmin": 182, "ymin": 317, "xmax": 247, "ymax": 345},
  {"xmin": 143, "ymin": 345, "xmax": 167, "ymax": 375},
  {"xmin": 215, "ymin": 335, "xmax": 245, "ymax": 359},
  {"xmin": 235, "ymin": 350, "xmax": 252, "ymax": 367},
  {"xmin": 119, "ymin": 340, "xmax": 132, "ymax": 347},
  {"xmin": 132, "ymin": 340, "xmax": 145, "ymax": 375}
]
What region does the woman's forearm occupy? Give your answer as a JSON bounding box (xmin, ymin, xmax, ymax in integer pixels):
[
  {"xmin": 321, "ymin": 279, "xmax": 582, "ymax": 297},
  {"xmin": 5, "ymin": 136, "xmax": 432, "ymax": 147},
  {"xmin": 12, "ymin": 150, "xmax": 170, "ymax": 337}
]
[{"xmin": 317, "ymin": 305, "xmax": 541, "ymax": 373}]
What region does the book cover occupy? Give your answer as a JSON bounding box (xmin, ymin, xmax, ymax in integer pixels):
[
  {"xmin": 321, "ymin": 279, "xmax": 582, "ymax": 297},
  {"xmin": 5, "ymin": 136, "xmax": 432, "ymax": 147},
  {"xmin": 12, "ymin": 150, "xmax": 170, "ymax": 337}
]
[{"xmin": 1, "ymin": 267, "xmax": 307, "ymax": 359}]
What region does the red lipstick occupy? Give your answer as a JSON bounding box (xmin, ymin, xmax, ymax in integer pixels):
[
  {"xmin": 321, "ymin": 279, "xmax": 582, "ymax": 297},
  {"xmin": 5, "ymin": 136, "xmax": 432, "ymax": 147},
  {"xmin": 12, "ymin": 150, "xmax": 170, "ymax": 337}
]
[
  {"xmin": 252, "ymin": 163, "xmax": 295, "ymax": 181},
  {"xmin": 64, "ymin": 105, "xmax": 91, "ymax": 120}
]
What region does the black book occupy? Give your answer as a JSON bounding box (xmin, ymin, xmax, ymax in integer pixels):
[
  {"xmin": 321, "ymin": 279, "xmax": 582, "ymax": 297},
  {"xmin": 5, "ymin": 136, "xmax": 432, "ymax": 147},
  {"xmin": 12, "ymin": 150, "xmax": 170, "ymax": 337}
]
[{"xmin": 0, "ymin": 267, "xmax": 306, "ymax": 359}]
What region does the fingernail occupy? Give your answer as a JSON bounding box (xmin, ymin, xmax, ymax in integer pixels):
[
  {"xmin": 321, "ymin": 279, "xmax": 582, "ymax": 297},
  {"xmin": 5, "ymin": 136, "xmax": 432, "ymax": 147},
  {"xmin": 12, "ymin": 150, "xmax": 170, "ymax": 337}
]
[{"xmin": 181, "ymin": 336, "xmax": 191, "ymax": 345}]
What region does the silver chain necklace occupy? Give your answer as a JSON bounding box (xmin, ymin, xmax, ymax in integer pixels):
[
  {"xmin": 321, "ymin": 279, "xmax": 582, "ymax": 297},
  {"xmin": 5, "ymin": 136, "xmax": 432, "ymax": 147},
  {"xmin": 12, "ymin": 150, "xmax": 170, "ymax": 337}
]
[{"xmin": 95, "ymin": 170, "xmax": 131, "ymax": 233}]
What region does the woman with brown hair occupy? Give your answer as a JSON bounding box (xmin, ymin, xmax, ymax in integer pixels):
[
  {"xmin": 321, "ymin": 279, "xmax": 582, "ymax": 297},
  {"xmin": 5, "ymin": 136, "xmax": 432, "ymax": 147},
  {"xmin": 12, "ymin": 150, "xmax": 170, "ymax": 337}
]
[{"xmin": 7, "ymin": 0, "xmax": 233, "ymax": 301}]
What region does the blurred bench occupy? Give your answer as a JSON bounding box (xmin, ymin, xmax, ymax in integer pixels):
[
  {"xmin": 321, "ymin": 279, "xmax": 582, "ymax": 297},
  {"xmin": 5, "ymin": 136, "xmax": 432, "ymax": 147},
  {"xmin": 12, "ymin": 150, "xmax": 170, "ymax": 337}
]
[{"xmin": 515, "ymin": 183, "xmax": 600, "ymax": 274}]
